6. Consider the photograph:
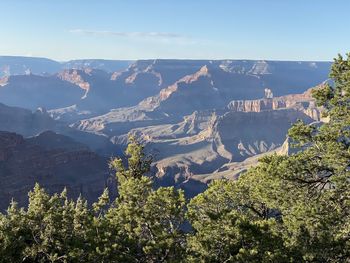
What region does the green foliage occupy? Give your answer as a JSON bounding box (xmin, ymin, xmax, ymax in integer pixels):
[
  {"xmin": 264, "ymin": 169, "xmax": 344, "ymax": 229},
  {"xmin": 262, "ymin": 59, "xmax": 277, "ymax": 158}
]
[
  {"xmin": 0, "ymin": 201, "xmax": 29, "ymax": 262},
  {"xmin": 1, "ymin": 54, "xmax": 350, "ymax": 262},
  {"xmin": 0, "ymin": 185, "xmax": 98, "ymax": 262},
  {"xmin": 107, "ymin": 136, "xmax": 186, "ymax": 262},
  {"xmin": 109, "ymin": 135, "xmax": 152, "ymax": 183},
  {"xmin": 186, "ymin": 179, "xmax": 289, "ymax": 262}
]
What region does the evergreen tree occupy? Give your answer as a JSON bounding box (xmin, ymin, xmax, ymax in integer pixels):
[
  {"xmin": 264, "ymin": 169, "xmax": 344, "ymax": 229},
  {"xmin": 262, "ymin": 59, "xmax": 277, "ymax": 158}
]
[
  {"xmin": 187, "ymin": 179, "xmax": 289, "ymax": 262},
  {"xmin": 0, "ymin": 200, "xmax": 29, "ymax": 262},
  {"xmin": 107, "ymin": 135, "xmax": 187, "ymax": 262}
]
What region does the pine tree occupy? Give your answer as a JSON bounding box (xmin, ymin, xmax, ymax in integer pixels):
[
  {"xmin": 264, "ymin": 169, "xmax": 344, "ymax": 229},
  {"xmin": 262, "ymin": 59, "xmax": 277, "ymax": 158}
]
[
  {"xmin": 107, "ymin": 135, "xmax": 187, "ymax": 262},
  {"xmin": 187, "ymin": 180, "xmax": 288, "ymax": 262},
  {"xmin": 0, "ymin": 200, "xmax": 29, "ymax": 262}
]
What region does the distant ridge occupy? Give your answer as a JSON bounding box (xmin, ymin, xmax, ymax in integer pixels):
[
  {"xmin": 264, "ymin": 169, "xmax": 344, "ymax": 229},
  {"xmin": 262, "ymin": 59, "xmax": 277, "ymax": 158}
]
[
  {"xmin": 0, "ymin": 56, "xmax": 134, "ymax": 76},
  {"xmin": 0, "ymin": 56, "xmax": 61, "ymax": 76}
]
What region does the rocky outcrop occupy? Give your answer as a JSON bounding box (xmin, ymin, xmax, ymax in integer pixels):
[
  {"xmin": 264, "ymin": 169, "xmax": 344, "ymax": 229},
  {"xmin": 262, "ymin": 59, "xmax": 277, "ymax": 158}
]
[
  {"xmin": 0, "ymin": 131, "xmax": 110, "ymax": 211},
  {"xmin": 227, "ymin": 87, "xmax": 314, "ymax": 112},
  {"xmin": 227, "ymin": 87, "xmax": 322, "ymax": 121},
  {"xmin": 57, "ymin": 69, "xmax": 91, "ymax": 98},
  {"xmin": 136, "ymin": 65, "xmax": 265, "ymax": 116},
  {"xmin": 227, "ymin": 99, "xmax": 281, "ymax": 112},
  {"xmin": 211, "ymin": 109, "xmax": 315, "ymax": 161}
]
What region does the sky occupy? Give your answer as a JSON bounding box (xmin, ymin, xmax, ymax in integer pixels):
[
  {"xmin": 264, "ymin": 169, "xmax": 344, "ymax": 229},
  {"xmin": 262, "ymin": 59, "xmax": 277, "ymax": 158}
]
[{"xmin": 0, "ymin": 0, "xmax": 349, "ymax": 61}]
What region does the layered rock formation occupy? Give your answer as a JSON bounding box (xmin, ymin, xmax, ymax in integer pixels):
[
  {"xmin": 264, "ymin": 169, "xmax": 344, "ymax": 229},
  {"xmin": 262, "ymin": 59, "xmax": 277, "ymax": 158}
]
[
  {"xmin": 57, "ymin": 69, "xmax": 91, "ymax": 98},
  {"xmin": 0, "ymin": 131, "xmax": 110, "ymax": 211},
  {"xmin": 70, "ymin": 63, "xmax": 326, "ymax": 196},
  {"xmin": 227, "ymin": 87, "xmax": 322, "ymax": 120},
  {"xmin": 0, "ymin": 102, "xmax": 120, "ymax": 156},
  {"xmin": 1, "ymin": 57, "xmax": 331, "ymax": 123},
  {"xmin": 211, "ymin": 109, "xmax": 315, "ymax": 161},
  {"xmin": 95, "ymin": 84, "xmax": 323, "ymax": 196},
  {"xmin": 141, "ymin": 108, "xmax": 317, "ymax": 196}
]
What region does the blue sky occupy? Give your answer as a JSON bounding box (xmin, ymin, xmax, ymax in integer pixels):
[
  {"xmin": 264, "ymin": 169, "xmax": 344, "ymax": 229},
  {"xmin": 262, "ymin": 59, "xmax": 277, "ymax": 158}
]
[{"xmin": 0, "ymin": 0, "xmax": 349, "ymax": 61}]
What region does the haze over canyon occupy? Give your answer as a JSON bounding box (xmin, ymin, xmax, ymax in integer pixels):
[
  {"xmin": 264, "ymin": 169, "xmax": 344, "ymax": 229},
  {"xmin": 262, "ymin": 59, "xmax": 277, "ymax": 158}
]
[{"xmin": 0, "ymin": 56, "xmax": 331, "ymax": 209}]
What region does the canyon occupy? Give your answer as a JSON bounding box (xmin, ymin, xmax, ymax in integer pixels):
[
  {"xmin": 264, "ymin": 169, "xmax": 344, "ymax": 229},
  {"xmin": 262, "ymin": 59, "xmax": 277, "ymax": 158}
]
[{"xmin": 0, "ymin": 56, "xmax": 331, "ymax": 206}]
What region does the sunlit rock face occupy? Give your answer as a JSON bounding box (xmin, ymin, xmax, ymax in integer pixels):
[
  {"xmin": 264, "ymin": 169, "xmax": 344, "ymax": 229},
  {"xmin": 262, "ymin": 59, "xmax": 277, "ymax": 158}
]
[{"xmin": 226, "ymin": 87, "xmax": 322, "ymax": 121}]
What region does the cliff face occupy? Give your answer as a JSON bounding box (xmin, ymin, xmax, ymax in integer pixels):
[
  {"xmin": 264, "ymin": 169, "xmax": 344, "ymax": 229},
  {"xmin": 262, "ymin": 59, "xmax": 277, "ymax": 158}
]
[
  {"xmin": 211, "ymin": 109, "xmax": 315, "ymax": 161},
  {"xmin": 57, "ymin": 69, "xmax": 91, "ymax": 98},
  {"xmin": 131, "ymin": 65, "xmax": 265, "ymax": 118},
  {"xmin": 0, "ymin": 131, "xmax": 110, "ymax": 211},
  {"xmin": 227, "ymin": 87, "xmax": 322, "ymax": 121},
  {"xmin": 81, "ymin": 64, "xmax": 327, "ymax": 135},
  {"xmin": 0, "ymin": 103, "xmax": 57, "ymax": 136},
  {"xmin": 227, "ymin": 99, "xmax": 281, "ymax": 112}
]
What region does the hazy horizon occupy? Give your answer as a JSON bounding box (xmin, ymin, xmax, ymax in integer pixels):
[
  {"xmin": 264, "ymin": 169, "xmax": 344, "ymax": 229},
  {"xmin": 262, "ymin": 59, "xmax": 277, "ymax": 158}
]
[{"xmin": 0, "ymin": 55, "xmax": 334, "ymax": 63}]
